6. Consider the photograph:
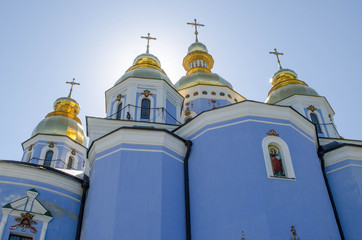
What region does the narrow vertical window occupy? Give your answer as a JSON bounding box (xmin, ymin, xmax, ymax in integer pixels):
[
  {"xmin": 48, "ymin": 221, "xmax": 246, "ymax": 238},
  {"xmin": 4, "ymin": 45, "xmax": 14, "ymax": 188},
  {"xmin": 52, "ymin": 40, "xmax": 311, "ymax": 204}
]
[
  {"xmin": 268, "ymin": 145, "xmax": 285, "ymax": 177},
  {"xmin": 67, "ymin": 156, "xmax": 74, "ymax": 169},
  {"xmin": 310, "ymin": 113, "xmax": 322, "ymax": 133},
  {"xmin": 116, "ymin": 103, "xmax": 122, "ymax": 120},
  {"xmin": 44, "ymin": 151, "xmax": 53, "ymax": 167},
  {"xmin": 27, "ymin": 153, "xmax": 32, "ymax": 163},
  {"xmin": 141, "ymin": 99, "xmax": 151, "ymax": 119}
]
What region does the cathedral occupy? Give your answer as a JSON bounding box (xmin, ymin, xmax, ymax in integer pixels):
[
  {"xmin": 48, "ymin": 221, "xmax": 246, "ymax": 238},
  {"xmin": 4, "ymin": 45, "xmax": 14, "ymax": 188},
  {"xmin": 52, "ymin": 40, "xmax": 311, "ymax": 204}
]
[{"xmin": 1, "ymin": 20, "xmax": 361, "ymax": 240}]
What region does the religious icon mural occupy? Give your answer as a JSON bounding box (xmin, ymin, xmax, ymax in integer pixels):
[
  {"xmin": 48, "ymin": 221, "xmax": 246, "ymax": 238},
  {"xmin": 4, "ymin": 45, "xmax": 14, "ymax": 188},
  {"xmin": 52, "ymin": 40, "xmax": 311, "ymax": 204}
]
[{"xmin": 268, "ymin": 145, "xmax": 285, "ymax": 177}]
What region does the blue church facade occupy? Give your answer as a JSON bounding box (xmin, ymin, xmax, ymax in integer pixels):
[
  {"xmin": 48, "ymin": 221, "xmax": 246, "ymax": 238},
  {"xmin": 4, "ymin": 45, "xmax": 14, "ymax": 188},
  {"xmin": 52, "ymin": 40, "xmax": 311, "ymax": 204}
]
[{"xmin": 0, "ymin": 27, "xmax": 361, "ymax": 240}]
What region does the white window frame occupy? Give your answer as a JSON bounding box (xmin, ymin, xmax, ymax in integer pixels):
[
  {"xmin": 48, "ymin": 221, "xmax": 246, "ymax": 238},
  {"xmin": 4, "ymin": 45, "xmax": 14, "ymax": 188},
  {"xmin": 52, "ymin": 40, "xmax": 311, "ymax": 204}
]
[
  {"xmin": 262, "ymin": 135, "xmax": 295, "ymax": 180},
  {"xmin": 39, "ymin": 146, "xmax": 59, "ymax": 168},
  {"xmin": 137, "ymin": 95, "xmax": 155, "ymax": 121},
  {"xmin": 64, "ymin": 151, "xmax": 79, "ymax": 170}
]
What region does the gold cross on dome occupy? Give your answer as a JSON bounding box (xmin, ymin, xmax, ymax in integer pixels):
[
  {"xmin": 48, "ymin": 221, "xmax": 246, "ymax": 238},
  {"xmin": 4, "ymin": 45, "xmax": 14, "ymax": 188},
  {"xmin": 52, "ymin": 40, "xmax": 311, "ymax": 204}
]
[
  {"xmin": 269, "ymin": 48, "xmax": 284, "ymax": 70},
  {"xmin": 66, "ymin": 78, "xmax": 80, "ymax": 98},
  {"xmin": 141, "ymin": 33, "xmax": 157, "ymax": 53},
  {"xmin": 187, "ymin": 19, "xmax": 204, "ymax": 42}
]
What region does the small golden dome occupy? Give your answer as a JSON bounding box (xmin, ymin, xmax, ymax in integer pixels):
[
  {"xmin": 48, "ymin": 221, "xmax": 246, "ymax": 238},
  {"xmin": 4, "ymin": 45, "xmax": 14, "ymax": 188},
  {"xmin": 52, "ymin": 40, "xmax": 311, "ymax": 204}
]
[
  {"xmin": 266, "ymin": 69, "xmax": 319, "ymax": 104},
  {"xmin": 32, "ymin": 97, "xmax": 86, "ymax": 145},
  {"xmin": 183, "ymin": 41, "xmax": 214, "ymax": 75},
  {"xmin": 188, "ymin": 42, "xmax": 208, "ymax": 53},
  {"xmin": 126, "ymin": 53, "xmax": 165, "ymax": 74},
  {"xmin": 115, "ymin": 53, "xmax": 174, "ymax": 87}
]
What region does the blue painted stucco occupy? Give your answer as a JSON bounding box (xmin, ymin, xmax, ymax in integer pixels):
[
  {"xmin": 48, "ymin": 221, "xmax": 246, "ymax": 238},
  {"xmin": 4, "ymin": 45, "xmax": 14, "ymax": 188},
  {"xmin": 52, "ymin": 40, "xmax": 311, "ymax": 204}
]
[
  {"xmin": 184, "ymin": 98, "xmax": 231, "ymax": 116},
  {"xmin": 22, "ymin": 140, "xmax": 84, "ymax": 170},
  {"xmin": 166, "ymin": 98, "xmax": 177, "ymax": 124},
  {"xmin": 0, "ymin": 173, "xmax": 82, "ymax": 240},
  {"xmin": 326, "ymin": 158, "xmax": 362, "ymax": 240},
  {"xmin": 184, "ymin": 116, "xmax": 340, "ymax": 239},
  {"xmin": 81, "ymin": 143, "xmax": 185, "ymax": 239}
]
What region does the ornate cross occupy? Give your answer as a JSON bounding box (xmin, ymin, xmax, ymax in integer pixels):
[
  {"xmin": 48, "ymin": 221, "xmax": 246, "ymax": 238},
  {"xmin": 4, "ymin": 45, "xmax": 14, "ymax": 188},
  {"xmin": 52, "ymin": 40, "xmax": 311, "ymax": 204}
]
[
  {"xmin": 187, "ymin": 19, "xmax": 204, "ymax": 42},
  {"xmin": 269, "ymin": 48, "xmax": 284, "ymax": 70},
  {"xmin": 66, "ymin": 78, "xmax": 80, "ymax": 98},
  {"xmin": 141, "ymin": 33, "xmax": 156, "ymax": 53}
]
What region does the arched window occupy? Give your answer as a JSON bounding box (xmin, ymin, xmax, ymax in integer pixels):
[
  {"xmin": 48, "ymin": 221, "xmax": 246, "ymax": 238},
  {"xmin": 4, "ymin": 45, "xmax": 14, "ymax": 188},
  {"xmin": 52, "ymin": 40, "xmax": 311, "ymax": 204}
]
[
  {"xmin": 116, "ymin": 103, "xmax": 122, "ymax": 120},
  {"xmin": 67, "ymin": 156, "xmax": 74, "ymax": 169},
  {"xmin": 262, "ymin": 135, "xmax": 295, "ymax": 179},
  {"xmin": 44, "ymin": 150, "xmax": 53, "ymax": 167},
  {"xmin": 141, "ymin": 98, "xmax": 151, "ymax": 119},
  {"xmin": 268, "ymin": 145, "xmax": 285, "ymax": 177},
  {"xmin": 310, "ymin": 113, "xmax": 322, "ymax": 133}
]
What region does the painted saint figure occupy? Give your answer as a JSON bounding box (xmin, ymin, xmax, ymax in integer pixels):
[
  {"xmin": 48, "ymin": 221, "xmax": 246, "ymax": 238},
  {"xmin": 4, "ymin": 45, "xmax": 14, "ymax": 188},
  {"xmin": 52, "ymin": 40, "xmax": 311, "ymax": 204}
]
[{"xmin": 269, "ymin": 145, "xmax": 285, "ymax": 177}]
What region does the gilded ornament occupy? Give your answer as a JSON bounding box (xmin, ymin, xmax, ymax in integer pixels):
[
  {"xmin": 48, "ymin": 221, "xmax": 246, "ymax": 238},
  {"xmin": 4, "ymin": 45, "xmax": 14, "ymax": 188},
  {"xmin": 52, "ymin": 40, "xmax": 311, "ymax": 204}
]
[
  {"xmin": 241, "ymin": 230, "xmax": 246, "ymax": 240},
  {"xmin": 10, "ymin": 212, "xmax": 38, "ymax": 233},
  {"xmin": 70, "ymin": 148, "xmax": 78, "ymax": 155},
  {"xmin": 267, "ymin": 129, "xmax": 279, "ymax": 137},
  {"xmin": 289, "ymin": 225, "xmax": 301, "ymax": 240},
  {"xmin": 307, "ymin": 105, "xmax": 317, "ymax": 112},
  {"xmin": 115, "ymin": 94, "xmax": 124, "ymax": 102},
  {"xmin": 185, "ymin": 108, "xmax": 191, "ymax": 116},
  {"xmin": 28, "ymin": 144, "xmax": 34, "ymax": 151},
  {"xmin": 141, "ymin": 90, "xmax": 153, "ymax": 97},
  {"xmin": 47, "ymin": 142, "xmax": 57, "ymax": 148}
]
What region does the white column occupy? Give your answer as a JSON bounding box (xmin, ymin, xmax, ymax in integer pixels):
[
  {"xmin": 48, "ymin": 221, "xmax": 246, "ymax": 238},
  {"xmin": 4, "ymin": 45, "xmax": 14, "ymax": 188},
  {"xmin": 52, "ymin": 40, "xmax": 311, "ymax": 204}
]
[{"xmin": 0, "ymin": 208, "xmax": 12, "ymax": 239}]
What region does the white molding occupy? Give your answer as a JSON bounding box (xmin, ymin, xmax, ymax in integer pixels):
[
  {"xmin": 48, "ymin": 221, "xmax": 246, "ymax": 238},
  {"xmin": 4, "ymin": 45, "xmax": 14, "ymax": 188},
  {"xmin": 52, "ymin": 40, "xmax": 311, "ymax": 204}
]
[
  {"xmin": 175, "ymin": 101, "xmax": 317, "ymax": 148},
  {"xmin": 262, "ymin": 135, "xmax": 296, "ymax": 179},
  {"xmin": 324, "ymin": 146, "xmax": 362, "ymax": 167},
  {"xmin": 0, "ymin": 208, "xmax": 11, "ymax": 239},
  {"xmin": 86, "ymin": 117, "xmax": 179, "ymax": 145},
  {"xmin": 88, "ymin": 128, "xmax": 187, "ymax": 168},
  {"xmin": 0, "ymin": 162, "xmax": 83, "ymax": 197},
  {"xmin": 22, "ymin": 134, "xmax": 87, "ymax": 153}
]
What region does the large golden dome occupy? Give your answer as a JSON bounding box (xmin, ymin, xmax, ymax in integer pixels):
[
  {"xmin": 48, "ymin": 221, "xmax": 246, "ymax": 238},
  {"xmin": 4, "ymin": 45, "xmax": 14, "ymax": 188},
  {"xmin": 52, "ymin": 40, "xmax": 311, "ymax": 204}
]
[
  {"xmin": 32, "ymin": 97, "xmax": 86, "ymax": 146},
  {"xmin": 266, "ymin": 68, "xmax": 319, "ymax": 104}
]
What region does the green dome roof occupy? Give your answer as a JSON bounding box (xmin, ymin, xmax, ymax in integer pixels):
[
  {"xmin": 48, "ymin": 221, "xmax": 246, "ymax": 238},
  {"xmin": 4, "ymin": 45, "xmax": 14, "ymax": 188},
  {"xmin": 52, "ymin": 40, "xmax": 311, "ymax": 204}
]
[
  {"xmin": 115, "ymin": 68, "xmax": 174, "ymax": 86},
  {"xmin": 175, "ymin": 72, "xmax": 233, "ymax": 90},
  {"xmin": 188, "ymin": 42, "xmax": 208, "ymax": 53}
]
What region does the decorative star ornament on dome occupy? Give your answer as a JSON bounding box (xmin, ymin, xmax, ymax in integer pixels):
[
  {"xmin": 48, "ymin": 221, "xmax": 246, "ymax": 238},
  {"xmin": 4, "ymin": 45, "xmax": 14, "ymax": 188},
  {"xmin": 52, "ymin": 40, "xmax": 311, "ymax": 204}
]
[
  {"xmin": 141, "ymin": 33, "xmax": 156, "ymax": 54},
  {"xmin": 187, "ymin": 19, "xmax": 204, "ymax": 42}
]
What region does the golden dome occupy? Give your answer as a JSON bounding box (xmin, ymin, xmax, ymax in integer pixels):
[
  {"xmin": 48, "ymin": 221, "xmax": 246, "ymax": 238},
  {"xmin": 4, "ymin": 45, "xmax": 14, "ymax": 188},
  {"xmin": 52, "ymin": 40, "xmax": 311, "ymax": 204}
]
[
  {"xmin": 266, "ymin": 68, "xmax": 319, "ymax": 104},
  {"xmin": 115, "ymin": 53, "xmax": 174, "ymax": 87},
  {"xmin": 175, "ymin": 41, "xmax": 232, "ymax": 90},
  {"xmin": 32, "ymin": 97, "xmax": 86, "ymax": 146}
]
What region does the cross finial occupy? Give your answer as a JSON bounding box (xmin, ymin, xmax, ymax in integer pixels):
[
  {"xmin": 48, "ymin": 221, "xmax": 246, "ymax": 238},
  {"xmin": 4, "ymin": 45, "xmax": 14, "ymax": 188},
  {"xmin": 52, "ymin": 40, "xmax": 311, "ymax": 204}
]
[
  {"xmin": 141, "ymin": 33, "xmax": 157, "ymax": 54},
  {"xmin": 66, "ymin": 78, "xmax": 80, "ymax": 98},
  {"xmin": 269, "ymin": 48, "xmax": 284, "ymax": 70},
  {"xmin": 187, "ymin": 19, "xmax": 204, "ymax": 42}
]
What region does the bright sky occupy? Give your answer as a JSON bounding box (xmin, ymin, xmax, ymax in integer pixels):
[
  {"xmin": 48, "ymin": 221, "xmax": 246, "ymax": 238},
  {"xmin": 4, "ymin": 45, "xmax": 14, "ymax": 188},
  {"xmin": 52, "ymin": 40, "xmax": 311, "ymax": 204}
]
[{"xmin": 0, "ymin": 0, "xmax": 361, "ymax": 160}]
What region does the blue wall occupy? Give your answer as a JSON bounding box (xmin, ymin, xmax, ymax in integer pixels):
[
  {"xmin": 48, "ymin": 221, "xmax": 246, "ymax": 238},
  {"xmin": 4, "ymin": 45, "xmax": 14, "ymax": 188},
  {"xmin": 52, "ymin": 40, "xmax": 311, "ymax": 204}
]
[
  {"xmin": 326, "ymin": 158, "xmax": 362, "ymax": 240},
  {"xmin": 185, "ymin": 116, "xmax": 340, "ymax": 239},
  {"xmin": 82, "ymin": 143, "xmax": 185, "ymax": 239},
  {"xmin": 0, "ymin": 173, "xmax": 82, "ymax": 240}
]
